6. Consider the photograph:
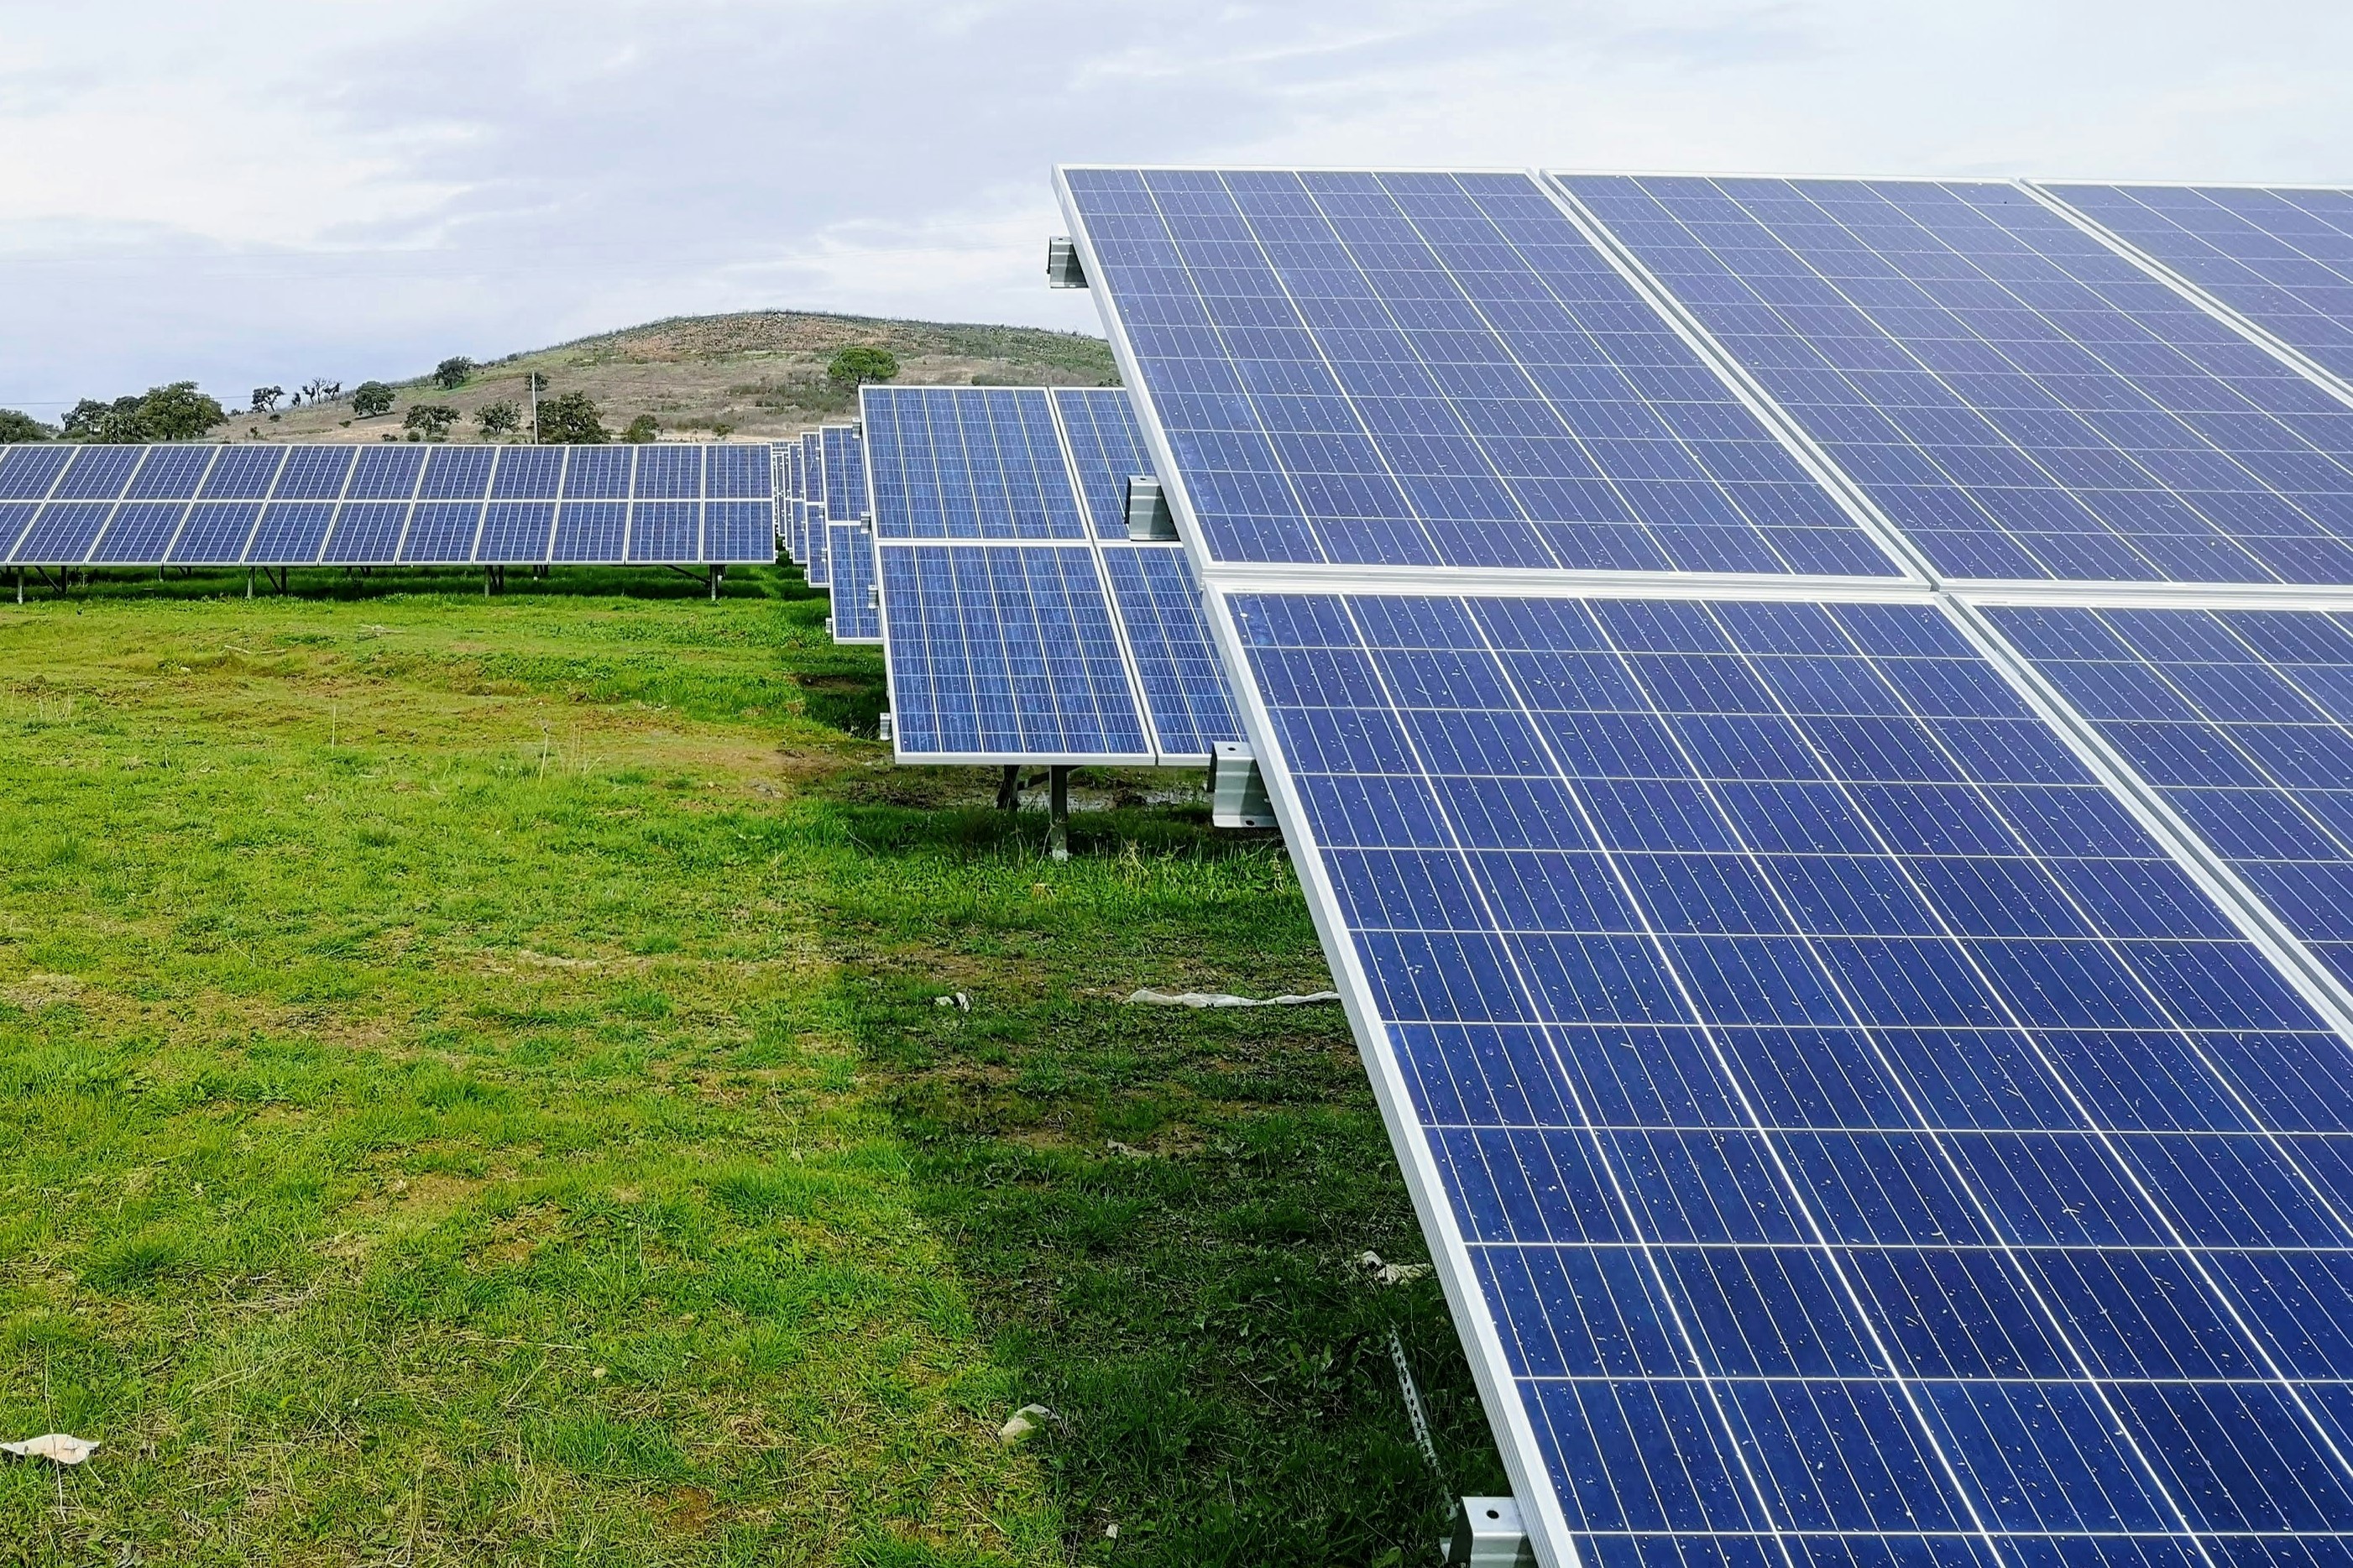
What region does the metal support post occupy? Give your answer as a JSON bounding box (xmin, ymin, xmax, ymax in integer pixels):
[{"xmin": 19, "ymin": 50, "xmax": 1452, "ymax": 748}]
[
  {"xmin": 1047, "ymin": 765, "xmax": 1071, "ymax": 862},
  {"xmin": 996, "ymin": 765, "xmax": 1022, "ymax": 813},
  {"xmin": 709, "ymin": 565, "xmax": 721, "ymax": 601},
  {"xmin": 246, "ymin": 568, "xmax": 254, "ymax": 599}
]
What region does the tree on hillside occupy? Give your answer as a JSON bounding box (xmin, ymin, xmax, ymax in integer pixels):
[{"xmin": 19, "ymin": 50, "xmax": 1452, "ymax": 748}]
[
  {"xmin": 351, "ymin": 382, "xmax": 395, "ymax": 418},
  {"xmin": 0, "ymin": 409, "xmax": 55, "ymax": 442},
  {"xmin": 536, "ymin": 391, "xmax": 606, "ymax": 444},
  {"xmin": 61, "ymin": 383, "xmax": 226, "ymax": 442},
  {"xmin": 526, "ymin": 371, "xmax": 549, "ymax": 395},
  {"xmin": 826, "ymin": 346, "xmax": 898, "ymax": 389},
  {"xmin": 477, "ymin": 401, "xmax": 520, "ymax": 438},
  {"xmin": 301, "ymin": 379, "xmax": 340, "ymax": 404},
  {"xmin": 251, "ymin": 385, "xmax": 283, "ymax": 413},
  {"xmin": 620, "ymin": 414, "xmax": 659, "ymax": 443},
  {"xmin": 432, "ymin": 357, "xmax": 474, "ymax": 390},
  {"xmin": 403, "ymin": 404, "xmax": 460, "ymax": 441}
]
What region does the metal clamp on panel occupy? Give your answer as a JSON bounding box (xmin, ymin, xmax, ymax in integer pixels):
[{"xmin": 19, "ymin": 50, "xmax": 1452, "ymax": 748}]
[
  {"xmin": 1047, "ymin": 237, "xmax": 1088, "ymax": 289},
  {"xmin": 1126, "ymin": 475, "xmax": 1177, "ymax": 541},
  {"xmin": 1210, "ymin": 741, "xmax": 1277, "ymax": 829},
  {"xmin": 1446, "ymin": 1498, "xmax": 1534, "ymax": 1567}
]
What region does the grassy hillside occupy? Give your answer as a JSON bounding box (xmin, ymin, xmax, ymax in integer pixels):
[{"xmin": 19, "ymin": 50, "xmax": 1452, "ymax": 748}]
[
  {"xmin": 0, "ymin": 572, "xmax": 1503, "ymax": 1565},
  {"xmin": 239, "ymin": 311, "xmax": 1120, "ymax": 446}
]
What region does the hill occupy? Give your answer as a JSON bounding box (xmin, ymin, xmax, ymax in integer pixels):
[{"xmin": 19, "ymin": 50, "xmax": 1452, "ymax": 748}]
[{"xmin": 237, "ymin": 310, "xmax": 1121, "ymax": 444}]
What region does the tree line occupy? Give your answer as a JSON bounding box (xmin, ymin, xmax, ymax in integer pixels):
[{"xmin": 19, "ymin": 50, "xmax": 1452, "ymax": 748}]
[{"xmin": 1, "ymin": 343, "xmax": 901, "ymax": 446}]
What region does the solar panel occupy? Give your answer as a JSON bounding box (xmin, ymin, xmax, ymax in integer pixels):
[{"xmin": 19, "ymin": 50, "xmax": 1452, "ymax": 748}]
[
  {"xmin": 1224, "ymin": 584, "xmax": 2353, "ymax": 1564},
  {"xmin": 1099, "ymin": 543, "xmax": 1241, "ymax": 760},
  {"xmin": 864, "ymin": 386, "xmax": 1089, "ymax": 539},
  {"xmin": 877, "ymin": 542, "xmax": 1153, "ymax": 762},
  {"xmin": 0, "ymin": 442, "xmax": 774, "ymax": 571},
  {"xmin": 822, "ymin": 424, "xmax": 867, "ymax": 522},
  {"xmin": 799, "ymin": 431, "xmax": 824, "ymax": 567},
  {"xmin": 1054, "ymin": 386, "xmax": 1155, "ymax": 540},
  {"xmin": 1987, "ymin": 602, "xmax": 2353, "ymax": 994},
  {"xmin": 1057, "ymin": 167, "xmax": 1904, "ymax": 578},
  {"xmin": 2043, "ymin": 184, "xmax": 2353, "ymax": 387},
  {"xmin": 1561, "ymin": 174, "xmax": 2353, "ymax": 587},
  {"xmin": 827, "ymin": 520, "xmax": 880, "ymax": 642}
]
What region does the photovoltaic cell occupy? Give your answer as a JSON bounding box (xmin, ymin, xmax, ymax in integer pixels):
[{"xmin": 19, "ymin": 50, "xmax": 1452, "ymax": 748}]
[
  {"xmin": 2045, "ymin": 184, "xmax": 2353, "ymax": 386},
  {"xmin": 563, "ymin": 447, "xmax": 633, "ymax": 499},
  {"xmin": 864, "ymin": 387, "xmax": 1088, "ymax": 540},
  {"xmin": 801, "ymin": 431, "xmax": 824, "ymax": 565},
  {"xmin": 200, "ymin": 446, "xmax": 284, "ymax": 499},
  {"xmin": 476, "ymin": 502, "xmax": 556, "ymax": 562},
  {"xmin": 635, "ymin": 444, "xmax": 702, "ymax": 499},
  {"xmin": 170, "ymin": 503, "xmax": 262, "ymax": 562},
  {"xmin": 626, "ymin": 500, "xmax": 699, "ymax": 562},
  {"xmin": 247, "ymin": 501, "xmax": 336, "ymax": 563},
  {"xmin": 808, "ymin": 498, "xmax": 832, "ymax": 587},
  {"xmin": 13, "ymin": 503, "xmax": 112, "ymax": 563},
  {"xmin": 0, "ymin": 505, "xmax": 35, "ymax": 560},
  {"xmin": 878, "ymin": 542, "xmax": 1151, "ymax": 760},
  {"xmin": 324, "ymin": 503, "xmax": 409, "ymax": 563},
  {"xmin": 1564, "ymin": 174, "xmax": 2353, "ymax": 586},
  {"xmin": 827, "ymin": 520, "xmax": 879, "ymax": 641},
  {"xmin": 0, "ymin": 446, "xmax": 72, "ymax": 499},
  {"xmin": 123, "ymin": 446, "xmax": 215, "ymax": 499},
  {"xmin": 1990, "ymin": 602, "xmax": 2353, "ymax": 996},
  {"xmin": 552, "ymin": 501, "xmax": 626, "ymax": 562},
  {"xmin": 54, "ymin": 446, "xmax": 142, "ymax": 499},
  {"xmin": 1054, "ymin": 386, "xmax": 1156, "ymax": 540},
  {"xmin": 91, "ymin": 502, "xmax": 189, "ymax": 563},
  {"xmin": 346, "ymin": 444, "xmax": 426, "ymax": 499},
  {"xmin": 705, "ymin": 501, "xmax": 776, "ymax": 562},
  {"xmin": 705, "ymin": 442, "xmax": 771, "ymax": 500},
  {"xmin": 274, "ymin": 446, "xmax": 355, "ymax": 501},
  {"xmin": 488, "ymin": 446, "xmax": 559, "ymax": 499},
  {"xmin": 822, "ymin": 425, "xmax": 866, "ymax": 522},
  {"xmin": 399, "ymin": 503, "xmax": 481, "ymax": 562},
  {"xmin": 1099, "ymin": 542, "xmax": 1240, "ymax": 759},
  {"xmin": 1228, "ymin": 587, "xmax": 2353, "ymax": 1567},
  {"xmin": 1059, "ymin": 166, "xmax": 1900, "ymax": 577}
]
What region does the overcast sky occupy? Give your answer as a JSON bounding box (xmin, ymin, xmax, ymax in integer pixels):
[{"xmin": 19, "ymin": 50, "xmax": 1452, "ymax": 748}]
[{"xmin": 4, "ymin": 0, "xmax": 2350, "ymax": 416}]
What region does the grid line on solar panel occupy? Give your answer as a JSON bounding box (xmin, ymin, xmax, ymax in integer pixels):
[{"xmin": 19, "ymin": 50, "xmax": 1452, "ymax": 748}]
[
  {"xmin": 864, "ymin": 387, "xmax": 1089, "ymax": 540},
  {"xmin": 1051, "ymin": 386, "xmax": 1157, "ymax": 541},
  {"xmin": 2041, "ymin": 183, "xmax": 2353, "ymax": 394},
  {"xmin": 1058, "ymin": 166, "xmax": 1906, "ymax": 579},
  {"xmin": 877, "ymin": 541, "xmax": 1153, "ymax": 760},
  {"xmin": 1099, "ymin": 542, "xmax": 1242, "ymax": 758},
  {"xmin": 1217, "ymin": 584, "xmax": 2353, "ymax": 1565},
  {"xmin": 1984, "ymin": 602, "xmax": 2353, "ymax": 1011},
  {"xmin": 827, "ymin": 520, "xmax": 880, "ymax": 641},
  {"xmin": 1559, "ymin": 174, "xmax": 2353, "ymax": 588}
]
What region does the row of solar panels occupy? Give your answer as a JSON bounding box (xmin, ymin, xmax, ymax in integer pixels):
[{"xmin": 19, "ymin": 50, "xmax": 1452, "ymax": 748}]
[
  {"xmin": 1059, "ymin": 170, "xmax": 2353, "ymax": 1568},
  {"xmin": 785, "ymin": 386, "xmax": 1244, "ymax": 767},
  {"xmin": 0, "ymin": 441, "xmax": 780, "ymax": 566}
]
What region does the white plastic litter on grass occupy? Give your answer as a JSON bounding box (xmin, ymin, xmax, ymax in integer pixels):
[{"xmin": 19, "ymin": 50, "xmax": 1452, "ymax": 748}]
[
  {"xmin": 2, "ymin": 1434, "xmax": 97, "ymax": 1466},
  {"xmin": 1122, "ymin": 988, "xmax": 1339, "ymax": 1009}
]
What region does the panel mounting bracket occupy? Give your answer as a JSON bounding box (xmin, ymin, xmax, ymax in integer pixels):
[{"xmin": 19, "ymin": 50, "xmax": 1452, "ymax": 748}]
[
  {"xmin": 1046, "ymin": 236, "xmax": 1088, "ymax": 289},
  {"xmin": 1125, "ymin": 475, "xmax": 1176, "ymax": 541},
  {"xmin": 1446, "ymin": 1497, "xmax": 1534, "ymax": 1566},
  {"xmin": 1210, "ymin": 742, "xmax": 1277, "ymax": 828}
]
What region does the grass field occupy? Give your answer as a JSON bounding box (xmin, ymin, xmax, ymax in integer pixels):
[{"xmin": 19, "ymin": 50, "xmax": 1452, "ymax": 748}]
[{"xmin": 0, "ymin": 570, "xmax": 1504, "ymax": 1565}]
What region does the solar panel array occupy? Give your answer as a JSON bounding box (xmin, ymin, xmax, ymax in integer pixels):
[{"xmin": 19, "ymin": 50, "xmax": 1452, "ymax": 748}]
[
  {"xmin": 862, "ymin": 383, "xmax": 1240, "ymax": 766},
  {"xmin": 0, "ymin": 442, "xmax": 777, "ymax": 567},
  {"xmin": 827, "ymin": 520, "xmax": 881, "ymax": 643},
  {"xmin": 1064, "ymin": 164, "xmax": 2353, "ymax": 1567}
]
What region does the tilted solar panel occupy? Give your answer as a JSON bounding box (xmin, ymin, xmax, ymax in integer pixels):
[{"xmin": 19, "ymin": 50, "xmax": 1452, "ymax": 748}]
[
  {"xmin": 2044, "ymin": 184, "xmax": 2353, "ymax": 388},
  {"xmin": 822, "ymin": 424, "xmax": 866, "ymax": 523},
  {"xmin": 864, "ymin": 386, "xmax": 1088, "ymax": 540},
  {"xmin": 799, "ymin": 431, "xmax": 824, "ymax": 567},
  {"xmin": 827, "ymin": 520, "xmax": 880, "ymax": 642},
  {"xmin": 1562, "ymin": 175, "xmax": 2353, "ymax": 587},
  {"xmin": 1058, "ymin": 167, "xmax": 1903, "ymax": 578},
  {"xmin": 1054, "ymin": 386, "xmax": 1155, "ymax": 541},
  {"xmin": 1223, "ymin": 586, "xmax": 2353, "ymax": 1566},
  {"xmin": 877, "ymin": 541, "xmax": 1153, "ymax": 762},
  {"xmin": 1099, "ymin": 542, "xmax": 1241, "ymax": 760},
  {"xmin": 1989, "ymin": 603, "xmax": 2353, "ymax": 997}
]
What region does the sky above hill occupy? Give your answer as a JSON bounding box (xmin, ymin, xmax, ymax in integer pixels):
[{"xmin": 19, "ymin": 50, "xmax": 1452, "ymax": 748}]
[{"xmin": 5, "ymin": 0, "xmax": 2351, "ymax": 417}]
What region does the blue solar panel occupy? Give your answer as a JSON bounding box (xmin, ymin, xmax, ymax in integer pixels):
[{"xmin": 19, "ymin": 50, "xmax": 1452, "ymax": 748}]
[
  {"xmin": 477, "ymin": 502, "xmax": 556, "ymax": 562},
  {"xmin": 705, "ymin": 500, "xmax": 776, "ymax": 563},
  {"xmin": 1054, "ymin": 386, "xmax": 1154, "ymax": 540},
  {"xmin": 1227, "ymin": 586, "xmax": 2353, "ymax": 1565},
  {"xmin": 487, "ymin": 446, "xmax": 557, "ymax": 499},
  {"xmin": 54, "ymin": 445, "xmax": 142, "ymax": 499},
  {"xmin": 827, "ymin": 520, "xmax": 880, "ymax": 642},
  {"xmin": 247, "ymin": 501, "xmax": 336, "ymax": 564},
  {"xmin": 169, "ymin": 502, "xmax": 262, "ymax": 563},
  {"xmin": 275, "ymin": 446, "xmax": 355, "ymax": 501},
  {"xmin": 705, "ymin": 442, "xmax": 770, "ymax": 499},
  {"xmin": 822, "ymin": 425, "xmax": 866, "ymax": 522},
  {"xmin": 563, "ymin": 446, "xmax": 633, "ymax": 500},
  {"xmin": 400, "ymin": 502, "xmax": 482, "ymax": 562},
  {"xmin": 0, "ymin": 504, "xmax": 36, "ymax": 560},
  {"xmin": 0, "ymin": 446, "xmax": 73, "ymax": 499},
  {"xmin": 13, "ymin": 503, "xmax": 112, "ymax": 564},
  {"xmin": 201, "ymin": 446, "xmax": 285, "ymax": 499},
  {"xmin": 1990, "ymin": 603, "xmax": 2353, "ymax": 995},
  {"xmin": 878, "ymin": 542, "xmax": 1152, "ymax": 760},
  {"xmin": 1564, "ymin": 174, "xmax": 2353, "ymax": 587},
  {"xmin": 863, "ymin": 387, "xmax": 1088, "ymax": 540},
  {"xmin": 627, "ymin": 500, "xmax": 699, "ymax": 562},
  {"xmin": 324, "ymin": 503, "xmax": 410, "ymax": 563},
  {"xmin": 124, "ymin": 445, "xmax": 216, "ymax": 499},
  {"xmin": 421, "ymin": 442, "xmax": 494, "ymax": 496},
  {"xmin": 346, "ymin": 444, "xmax": 426, "ymax": 500},
  {"xmin": 1059, "ymin": 167, "xmax": 1901, "ymax": 577},
  {"xmin": 91, "ymin": 502, "xmax": 189, "ymax": 563},
  {"xmin": 635, "ymin": 444, "xmax": 701, "ymax": 499},
  {"xmin": 807, "ymin": 499, "xmax": 832, "ymax": 587},
  {"xmin": 800, "ymin": 432, "xmax": 824, "ymax": 566},
  {"xmin": 552, "ymin": 501, "xmax": 626, "ymax": 562},
  {"xmin": 1099, "ymin": 543, "xmax": 1240, "ymax": 759},
  {"xmin": 2046, "ymin": 184, "xmax": 2353, "ymax": 386}
]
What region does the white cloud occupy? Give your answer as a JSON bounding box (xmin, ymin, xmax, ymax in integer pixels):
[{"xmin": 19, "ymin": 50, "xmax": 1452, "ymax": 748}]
[{"xmin": 2, "ymin": 0, "xmax": 2350, "ymax": 411}]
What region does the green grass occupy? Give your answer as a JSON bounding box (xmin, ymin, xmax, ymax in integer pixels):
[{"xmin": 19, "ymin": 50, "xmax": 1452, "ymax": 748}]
[{"xmin": 0, "ymin": 569, "xmax": 1502, "ymax": 1565}]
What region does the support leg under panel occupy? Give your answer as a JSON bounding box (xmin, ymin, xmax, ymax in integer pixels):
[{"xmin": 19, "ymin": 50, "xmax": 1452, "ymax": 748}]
[{"xmin": 1047, "ymin": 765, "xmax": 1071, "ymax": 863}]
